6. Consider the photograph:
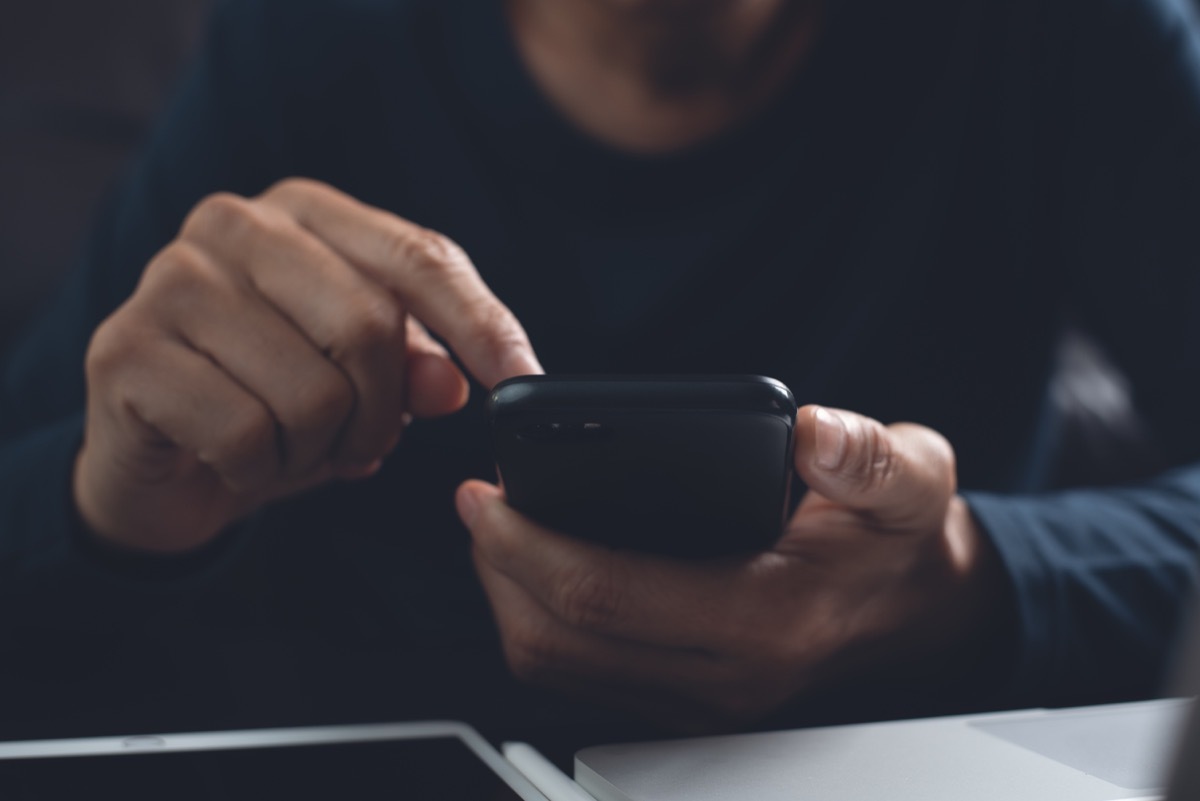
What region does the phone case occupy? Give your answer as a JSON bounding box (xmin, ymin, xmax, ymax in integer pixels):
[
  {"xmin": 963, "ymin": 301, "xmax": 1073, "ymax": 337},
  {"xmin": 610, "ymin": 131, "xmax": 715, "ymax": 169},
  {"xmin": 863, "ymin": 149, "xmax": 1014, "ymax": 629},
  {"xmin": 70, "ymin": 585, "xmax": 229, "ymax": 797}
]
[{"xmin": 487, "ymin": 376, "xmax": 796, "ymax": 557}]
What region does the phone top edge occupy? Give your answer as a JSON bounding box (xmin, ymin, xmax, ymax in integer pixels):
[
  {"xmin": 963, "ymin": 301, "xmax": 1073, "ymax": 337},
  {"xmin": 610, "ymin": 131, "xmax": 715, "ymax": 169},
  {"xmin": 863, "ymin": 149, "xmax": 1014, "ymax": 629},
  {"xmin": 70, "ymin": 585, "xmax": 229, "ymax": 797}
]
[{"xmin": 488, "ymin": 375, "xmax": 796, "ymax": 419}]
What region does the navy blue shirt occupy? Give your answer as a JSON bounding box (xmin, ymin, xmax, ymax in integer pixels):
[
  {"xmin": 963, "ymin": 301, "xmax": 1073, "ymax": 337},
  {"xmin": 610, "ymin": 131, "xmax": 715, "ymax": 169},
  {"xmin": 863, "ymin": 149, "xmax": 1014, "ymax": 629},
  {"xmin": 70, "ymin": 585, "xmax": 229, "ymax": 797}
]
[{"xmin": 2, "ymin": 0, "xmax": 1200, "ymax": 746}]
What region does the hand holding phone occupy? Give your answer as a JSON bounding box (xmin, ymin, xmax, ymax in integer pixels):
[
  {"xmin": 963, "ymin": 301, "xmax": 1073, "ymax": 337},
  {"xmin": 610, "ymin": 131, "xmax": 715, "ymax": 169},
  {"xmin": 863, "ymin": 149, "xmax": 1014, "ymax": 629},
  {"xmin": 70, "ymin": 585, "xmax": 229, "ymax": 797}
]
[
  {"xmin": 465, "ymin": 404, "xmax": 984, "ymax": 731},
  {"xmin": 487, "ymin": 375, "xmax": 796, "ymax": 557}
]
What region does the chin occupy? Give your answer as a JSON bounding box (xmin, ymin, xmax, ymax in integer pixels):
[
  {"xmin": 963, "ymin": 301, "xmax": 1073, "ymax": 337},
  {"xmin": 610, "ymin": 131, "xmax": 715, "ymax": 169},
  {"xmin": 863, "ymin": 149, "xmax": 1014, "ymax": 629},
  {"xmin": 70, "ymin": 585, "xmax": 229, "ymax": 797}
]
[{"xmin": 591, "ymin": 0, "xmax": 746, "ymax": 15}]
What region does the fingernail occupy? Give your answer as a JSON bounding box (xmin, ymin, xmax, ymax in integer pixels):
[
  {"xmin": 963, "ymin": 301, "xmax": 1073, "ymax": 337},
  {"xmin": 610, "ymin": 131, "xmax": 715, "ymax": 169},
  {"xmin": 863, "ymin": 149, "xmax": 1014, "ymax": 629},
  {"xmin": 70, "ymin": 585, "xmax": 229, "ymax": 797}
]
[
  {"xmin": 814, "ymin": 407, "xmax": 848, "ymax": 471},
  {"xmin": 456, "ymin": 484, "xmax": 482, "ymax": 527}
]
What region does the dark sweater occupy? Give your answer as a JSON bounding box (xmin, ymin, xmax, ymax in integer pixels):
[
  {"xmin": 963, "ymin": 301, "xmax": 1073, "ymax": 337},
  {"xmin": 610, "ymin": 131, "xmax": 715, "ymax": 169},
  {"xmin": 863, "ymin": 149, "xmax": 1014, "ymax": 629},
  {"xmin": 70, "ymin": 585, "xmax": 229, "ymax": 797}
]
[{"xmin": 1, "ymin": 0, "xmax": 1199, "ymax": 748}]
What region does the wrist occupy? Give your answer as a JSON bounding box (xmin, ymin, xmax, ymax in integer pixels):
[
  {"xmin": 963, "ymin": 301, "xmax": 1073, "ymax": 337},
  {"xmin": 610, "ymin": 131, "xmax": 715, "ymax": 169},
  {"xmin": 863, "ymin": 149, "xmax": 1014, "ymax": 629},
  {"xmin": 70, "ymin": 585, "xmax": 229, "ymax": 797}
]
[
  {"xmin": 849, "ymin": 496, "xmax": 1011, "ymax": 683},
  {"xmin": 929, "ymin": 496, "xmax": 1013, "ymax": 671},
  {"xmin": 67, "ymin": 484, "xmax": 242, "ymax": 581},
  {"xmin": 72, "ymin": 446, "xmax": 224, "ymax": 555}
]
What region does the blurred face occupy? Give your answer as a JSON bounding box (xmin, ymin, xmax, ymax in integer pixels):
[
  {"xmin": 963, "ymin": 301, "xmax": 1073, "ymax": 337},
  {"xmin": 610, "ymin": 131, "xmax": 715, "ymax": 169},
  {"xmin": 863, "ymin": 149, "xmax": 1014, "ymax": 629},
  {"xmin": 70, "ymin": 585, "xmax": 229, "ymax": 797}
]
[
  {"xmin": 507, "ymin": 0, "xmax": 818, "ymax": 148},
  {"xmin": 575, "ymin": 0, "xmax": 801, "ymax": 96},
  {"xmin": 583, "ymin": 0, "xmax": 782, "ymax": 24},
  {"xmin": 588, "ymin": 0, "xmax": 768, "ymax": 11}
]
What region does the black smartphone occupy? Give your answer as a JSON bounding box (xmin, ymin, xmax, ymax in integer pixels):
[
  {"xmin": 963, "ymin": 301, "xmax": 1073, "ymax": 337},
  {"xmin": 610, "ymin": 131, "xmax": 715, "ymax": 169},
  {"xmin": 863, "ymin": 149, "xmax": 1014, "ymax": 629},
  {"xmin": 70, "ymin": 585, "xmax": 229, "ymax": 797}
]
[{"xmin": 486, "ymin": 375, "xmax": 796, "ymax": 558}]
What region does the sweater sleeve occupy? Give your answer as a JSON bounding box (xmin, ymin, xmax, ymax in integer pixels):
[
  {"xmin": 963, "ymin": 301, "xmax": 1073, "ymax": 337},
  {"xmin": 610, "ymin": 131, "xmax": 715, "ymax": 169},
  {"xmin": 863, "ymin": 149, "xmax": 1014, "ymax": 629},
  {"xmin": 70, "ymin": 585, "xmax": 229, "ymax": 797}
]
[
  {"xmin": 964, "ymin": 0, "xmax": 1200, "ymax": 707},
  {"xmin": 0, "ymin": 0, "xmax": 294, "ymax": 628}
]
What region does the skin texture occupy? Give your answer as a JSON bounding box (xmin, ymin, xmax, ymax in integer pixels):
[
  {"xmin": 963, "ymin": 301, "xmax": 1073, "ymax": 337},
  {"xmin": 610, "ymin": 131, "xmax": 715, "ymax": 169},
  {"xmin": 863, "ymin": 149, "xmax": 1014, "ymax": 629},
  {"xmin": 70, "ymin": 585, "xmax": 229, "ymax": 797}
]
[
  {"xmin": 507, "ymin": 0, "xmax": 824, "ymax": 153},
  {"xmin": 75, "ymin": 179, "xmax": 541, "ymax": 553},
  {"xmin": 72, "ymin": 0, "xmax": 1006, "ymax": 731},
  {"xmin": 458, "ymin": 406, "xmax": 1003, "ymax": 731}
]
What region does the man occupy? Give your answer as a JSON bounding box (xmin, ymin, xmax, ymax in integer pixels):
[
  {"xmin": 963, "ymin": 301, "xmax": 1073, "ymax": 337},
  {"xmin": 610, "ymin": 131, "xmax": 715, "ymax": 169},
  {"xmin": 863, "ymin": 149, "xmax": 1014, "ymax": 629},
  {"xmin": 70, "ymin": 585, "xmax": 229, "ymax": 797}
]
[{"xmin": 1, "ymin": 0, "xmax": 1198, "ymax": 746}]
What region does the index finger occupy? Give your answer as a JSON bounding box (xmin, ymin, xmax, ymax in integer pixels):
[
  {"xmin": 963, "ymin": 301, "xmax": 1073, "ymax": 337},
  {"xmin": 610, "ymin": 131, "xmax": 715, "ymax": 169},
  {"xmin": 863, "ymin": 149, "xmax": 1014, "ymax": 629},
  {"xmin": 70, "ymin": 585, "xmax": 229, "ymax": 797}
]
[
  {"xmin": 458, "ymin": 480, "xmax": 759, "ymax": 650},
  {"xmin": 261, "ymin": 179, "xmax": 542, "ymax": 388}
]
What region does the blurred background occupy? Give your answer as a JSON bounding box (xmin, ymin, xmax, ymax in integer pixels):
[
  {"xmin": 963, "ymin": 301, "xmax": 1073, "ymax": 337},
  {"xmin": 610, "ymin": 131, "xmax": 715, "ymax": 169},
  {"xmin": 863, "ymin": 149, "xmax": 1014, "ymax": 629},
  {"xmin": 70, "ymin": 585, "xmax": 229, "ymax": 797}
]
[
  {"xmin": 0, "ymin": 0, "xmax": 1172, "ymax": 488},
  {"xmin": 0, "ymin": 0, "xmax": 214, "ymax": 348}
]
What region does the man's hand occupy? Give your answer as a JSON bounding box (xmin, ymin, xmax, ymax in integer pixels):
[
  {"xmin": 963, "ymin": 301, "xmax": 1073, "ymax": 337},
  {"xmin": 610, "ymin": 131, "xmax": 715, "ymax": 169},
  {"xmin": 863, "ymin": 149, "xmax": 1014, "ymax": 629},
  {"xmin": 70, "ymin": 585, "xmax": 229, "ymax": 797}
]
[
  {"xmin": 457, "ymin": 405, "xmax": 1004, "ymax": 732},
  {"xmin": 76, "ymin": 178, "xmax": 541, "ymax": 553}
]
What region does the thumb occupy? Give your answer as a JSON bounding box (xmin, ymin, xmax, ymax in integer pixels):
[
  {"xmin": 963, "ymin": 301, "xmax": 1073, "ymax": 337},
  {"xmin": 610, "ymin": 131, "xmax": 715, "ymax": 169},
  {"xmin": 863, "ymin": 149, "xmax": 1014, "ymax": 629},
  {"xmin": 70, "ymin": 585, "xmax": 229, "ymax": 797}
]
[
  {"xmin": 793, "ymin": 405, "xmax": 956, "ymax": 528},
  {"xmin": 405, "ymin": 350, "xmax": 469, "ymax": 417},
  {"xmin": 403, "ymin": 316, "xmax": 470, "ymax": 418}
]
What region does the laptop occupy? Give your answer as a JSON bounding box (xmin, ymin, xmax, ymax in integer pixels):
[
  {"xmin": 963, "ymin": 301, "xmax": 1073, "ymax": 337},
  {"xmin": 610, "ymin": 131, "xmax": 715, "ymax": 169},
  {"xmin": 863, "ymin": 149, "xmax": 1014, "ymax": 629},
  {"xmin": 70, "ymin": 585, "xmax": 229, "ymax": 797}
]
[
  {"xmin": 573, "ymin": 608, "xmax": 1200, "ymax": 801},
  {"xmin": 575, "ymin": 698, "xmax": 1193, "ymax": 801},
  {"xmin": 2, "ymin": 618, "xmax": 1198, "ymax": 801}
]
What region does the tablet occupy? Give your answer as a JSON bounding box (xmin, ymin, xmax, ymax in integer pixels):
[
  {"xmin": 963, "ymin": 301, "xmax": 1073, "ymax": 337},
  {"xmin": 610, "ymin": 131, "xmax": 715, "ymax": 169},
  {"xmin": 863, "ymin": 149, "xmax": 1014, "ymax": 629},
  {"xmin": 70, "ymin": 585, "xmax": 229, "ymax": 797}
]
[{"xmin": 0, "ymin": 720, "xmax": 550, "ymax": 800}]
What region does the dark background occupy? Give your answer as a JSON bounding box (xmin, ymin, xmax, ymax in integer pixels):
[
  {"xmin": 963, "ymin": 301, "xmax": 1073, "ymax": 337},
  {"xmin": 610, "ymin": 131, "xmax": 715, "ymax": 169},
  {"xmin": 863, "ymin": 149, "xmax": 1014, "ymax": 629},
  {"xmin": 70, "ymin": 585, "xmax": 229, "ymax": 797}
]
[
  {"xmin": 0, "ymin": 0, "xmax": 214, "ymax": 349},
  {"xmin": 0, "ymin": 0, "xmax": 1178, "ymax": 507}
]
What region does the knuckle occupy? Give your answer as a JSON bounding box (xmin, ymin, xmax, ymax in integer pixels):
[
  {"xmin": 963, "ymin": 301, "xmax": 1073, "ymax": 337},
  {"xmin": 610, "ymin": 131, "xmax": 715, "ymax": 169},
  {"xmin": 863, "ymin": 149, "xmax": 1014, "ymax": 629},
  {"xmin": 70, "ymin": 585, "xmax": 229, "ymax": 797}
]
[
  {"xmin": 465, "ymin": 303, "xmax": 528, "ymax": 366},
  {"xmin": 394, "ymin": 227, "xmax": 469, "ymax": 281},
  {"xmin": 264, "ymin": 176, "xmax": 321, "ymax": 200},
  {"xmin": 183, "ymin": 192, "xmax": 257, "ymax": 242},
  {"xmin": 204, "ymin": 403, "xmax": 277, "ymax": 476},
  {"xmin": 326, "ymin": 294, "xmax": 404, "ymax": 361},
  {"xmin": 86, "ymin": 312, "xmax": 171, "ymax": 395},
  {"xmin": 922, "ymin": 427, "xmax": 957, "ymax": 481},
  {"xmin": 412, "ymin": 228, "xmax": 468, "ymax": 272},
  {"xmin": 353, "ymin": 294, "xmax": 406, "ymax": 346},
  {"xmin": 85, "ymin": 316, "xmax": 135, "ymax": 381},
  {"xmin": 143, "ymin": 241, "xmax": 215, "ymax": 295},
  {"xmin": 288, "ymin": 376, "xmax": 355, "ymax": 438},
  {"xmin": 553, "ymin": 564, "xmax": 622, "ymax": 630},
  {"xmin": 137, "ymin": 242, "xmax": 246, "ymax": 330},
  {"xmin": 261, "ymin": 177, "xmax": 343, "ymax": 215},
  {"xmin": 869, "ymin": 428, "xmax": 899, "ymax": 490},
  {"xmin": 849, "ymin": 418, "xmax": 896, "ymax": 492},
  {"xmin": 894, "ymin": 423, "xmax": 958, "ymax": 500}
]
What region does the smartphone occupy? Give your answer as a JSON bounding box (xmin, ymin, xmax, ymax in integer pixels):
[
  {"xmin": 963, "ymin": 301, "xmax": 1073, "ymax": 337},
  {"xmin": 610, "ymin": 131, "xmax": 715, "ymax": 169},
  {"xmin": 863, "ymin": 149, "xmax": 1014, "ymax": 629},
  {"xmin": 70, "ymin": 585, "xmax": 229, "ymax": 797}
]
[{"xmin": 487, "ymin": 375, "xmax": 796, "ymax": 558}]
